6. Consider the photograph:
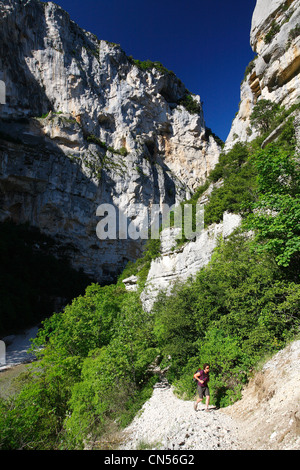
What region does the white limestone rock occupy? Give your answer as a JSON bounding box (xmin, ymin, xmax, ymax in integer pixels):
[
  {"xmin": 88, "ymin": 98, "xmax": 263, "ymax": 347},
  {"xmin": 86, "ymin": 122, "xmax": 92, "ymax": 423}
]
[
  {"xmin": 140, "ymin": 212, "xmax": 242, "ymax": 312},
  {"xmin": 226, "ymin": 0, "xmax": 300, "ymax": 150}
]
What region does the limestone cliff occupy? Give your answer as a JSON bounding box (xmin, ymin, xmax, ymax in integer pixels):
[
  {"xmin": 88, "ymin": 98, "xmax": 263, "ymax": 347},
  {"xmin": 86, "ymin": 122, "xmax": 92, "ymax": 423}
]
[
  {"xmin": 226, "ymin": 0, "xmax": 300, "ymax": 149},
  {"xmin": 0, "ymin": 0, "xmax": 221, "ymax": 282},
  {"xmin": 138, "ymin": 213, "xmax": 242, "ymax": 312}
]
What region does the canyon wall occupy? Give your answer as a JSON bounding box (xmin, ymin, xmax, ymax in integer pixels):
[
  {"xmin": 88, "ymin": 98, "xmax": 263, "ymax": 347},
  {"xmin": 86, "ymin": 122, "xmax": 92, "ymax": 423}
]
[
  {"xmin": 137, "ymin": 0, "xmax": 300, "ymax": 310},
  {"xmin": 0, "ymin": 0, "xmax": 221, "ymax": 282},
  {"xmin": 226, "ymin": 0, "xmax": 300, "ymax": 149}
]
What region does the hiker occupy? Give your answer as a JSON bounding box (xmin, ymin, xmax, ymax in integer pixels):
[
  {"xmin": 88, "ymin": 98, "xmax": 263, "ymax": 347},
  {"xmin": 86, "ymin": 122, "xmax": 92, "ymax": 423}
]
[{"xmin": 194, "ymin": 363, "xmax": 210, "ymax": 411}]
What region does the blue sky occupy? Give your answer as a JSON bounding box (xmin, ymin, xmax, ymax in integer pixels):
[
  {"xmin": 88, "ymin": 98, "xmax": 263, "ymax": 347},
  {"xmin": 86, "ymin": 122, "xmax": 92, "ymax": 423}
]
[{"xmin": 47, "ymin": 0, "xmax": 257, "ymax": 142}]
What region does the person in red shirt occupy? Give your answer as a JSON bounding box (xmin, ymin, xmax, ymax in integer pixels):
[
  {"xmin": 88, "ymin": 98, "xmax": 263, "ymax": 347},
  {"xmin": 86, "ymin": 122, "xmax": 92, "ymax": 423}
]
[{"xmin": 193, "ymin": 363, "xmax": 210, "ymax": 411}]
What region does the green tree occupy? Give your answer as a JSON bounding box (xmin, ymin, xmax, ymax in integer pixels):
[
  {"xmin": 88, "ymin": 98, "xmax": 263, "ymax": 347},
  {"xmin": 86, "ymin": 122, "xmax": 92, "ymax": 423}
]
[
  {"xmin": 153, "ymin": 282, "xmax": 200, "ymax": 372},
  {"xmin": 250, "ymin": 99, "xmax": 282, "ymax": 134},
  {"xmin": 203, "ymin": 142, "xmax": 257, "ymax": 225},
  {"xmin": 245, "ymin": 143, "xmax": 300, "ymax": 268},
  {"xmin": 0, "ymin": 286, "xmax": 158, "ymax": 449},
  {"xmin": 64, "ymin": 292, "xmax": 157, "ymax": 448}
]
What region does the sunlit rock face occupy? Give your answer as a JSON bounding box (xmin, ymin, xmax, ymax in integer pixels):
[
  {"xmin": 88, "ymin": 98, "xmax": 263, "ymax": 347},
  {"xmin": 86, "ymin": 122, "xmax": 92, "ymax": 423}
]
[
  {"xmin": 131, "ymin": 212, "xmax": 242, "ymax": 312},
  {"xmin": 0, "ymin": 0, "xmax": 221, "ymax": 282},
  {"xmin": 226, "ymin": 0, "xmax": 300, "ymax": 150}
]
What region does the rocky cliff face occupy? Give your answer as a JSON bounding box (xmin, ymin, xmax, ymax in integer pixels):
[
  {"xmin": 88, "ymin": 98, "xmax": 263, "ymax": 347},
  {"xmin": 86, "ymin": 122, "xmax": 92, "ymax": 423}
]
[
  {"xmin": 226, "ymin": 0, "xmax": 300, "ymax": 149},
  {"xmin": 0, "ymin": 0, "xmax": 220, "ymax": 282},
  {"xmin": 132, "ymin": 0, "xmax": 300, "ymax": 310},
  {"xmin": 134, "ymin": 212, "xmax": 242, "ymax": 312}
]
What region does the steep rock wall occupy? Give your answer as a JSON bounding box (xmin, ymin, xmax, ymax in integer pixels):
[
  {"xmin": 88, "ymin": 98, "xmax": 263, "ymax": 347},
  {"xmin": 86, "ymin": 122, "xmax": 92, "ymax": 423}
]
[
  {"xmin": 226, "ymin": 0, "xmax": 300, "ymax": 149},
  {"xmin": 123, "ymin": 212, "xmax": 242, "ymax": 312},
  {"xmin": 0, "ymin": 0, "xmax": 221, "ymax": 282}
]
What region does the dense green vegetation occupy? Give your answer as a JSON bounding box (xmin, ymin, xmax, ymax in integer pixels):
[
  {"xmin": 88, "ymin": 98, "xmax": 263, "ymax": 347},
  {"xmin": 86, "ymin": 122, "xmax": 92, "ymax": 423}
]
[
  {"xmin": 203, "ymin": 141, "xmax": 258, "ymax": 226},
  {"xmin": 245, "ymin": 142, "xmax": 300, "ymax": 270},
  {"xmin": 0, "ymin": 100, "xmax": 299, "ymax": 449},
  {"xmin": 153, "ymin": 233, "xmax": 299, "ymax": 403},
  {"xmin": 196, "ymin": 100, "xmax": 300, "ymax": 228},
  {"xmin": 0, "ymin": 285, "xmax": 157, "ymax": 449},
  {"xmin": 129, "ymin": 57, "xmax": 175, "ymax": 76}
]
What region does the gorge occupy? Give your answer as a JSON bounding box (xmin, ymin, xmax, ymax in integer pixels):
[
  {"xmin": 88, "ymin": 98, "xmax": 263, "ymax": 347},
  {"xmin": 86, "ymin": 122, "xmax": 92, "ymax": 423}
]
[
  {"xmin": 1, "ymin": 0, "xmax": 299, "ymax": 299},
  {"xmin": 0, "ymin": 0, "xmax": 299, "ymax": 452},
  {"xmin": 0, "ymin": 0, "xmax": 221, "ymax": 287}
]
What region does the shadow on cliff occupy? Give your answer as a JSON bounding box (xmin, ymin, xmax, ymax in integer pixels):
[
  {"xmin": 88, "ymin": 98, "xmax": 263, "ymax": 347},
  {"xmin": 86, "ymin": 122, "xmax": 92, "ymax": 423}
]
[
  {"xmin": 0, "ymin": 2, "xmax": 140, "ymax": 281},
  {"xmin": 0, "ymin": 0, "xmax": 179, "ymax": 337},
  {"xmin": 0, "ymin": 116, "xmax": 178, "ymax": 335}
]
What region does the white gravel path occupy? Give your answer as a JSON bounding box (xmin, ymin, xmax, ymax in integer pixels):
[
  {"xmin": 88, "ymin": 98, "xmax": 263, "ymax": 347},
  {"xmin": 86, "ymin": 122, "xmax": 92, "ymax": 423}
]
[
  {"xmin": 2, "ymin": 328, "xmax": 298, "ymax": 451},
  {"xmin": 120, "ymin": 384, "xmax": 243, "ymax": 451},
  {"xmin": 120, "ymin": 341, "xmax": 300, "ymax": 451}
]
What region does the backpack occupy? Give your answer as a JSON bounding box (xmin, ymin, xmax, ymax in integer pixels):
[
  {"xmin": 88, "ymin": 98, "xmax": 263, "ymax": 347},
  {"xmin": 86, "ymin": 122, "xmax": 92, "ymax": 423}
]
[{"xmin": 193, "ymin": 369, "xmax": 202, "ymax": 382}]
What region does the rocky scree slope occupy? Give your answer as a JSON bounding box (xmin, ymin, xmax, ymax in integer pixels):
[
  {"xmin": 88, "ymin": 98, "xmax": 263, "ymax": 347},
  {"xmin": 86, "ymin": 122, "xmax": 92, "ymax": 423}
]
[{"xmin": 0, "ymin": 0, "xmax": 221, "ymax": 283}]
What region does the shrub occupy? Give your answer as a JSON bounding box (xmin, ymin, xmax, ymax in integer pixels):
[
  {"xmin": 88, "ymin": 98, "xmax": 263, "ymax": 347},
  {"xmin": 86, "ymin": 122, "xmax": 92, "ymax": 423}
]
[
  {"xmin": 0, "ymin": 287, "xmax": 158, "ymax": 449},
  {"xmin": 203, "ymin": 142, "xmax": 257, "ymax": 225},
  {"xmin": 287, "ymin": 25, "xmax": 300, "ymax": 47},
  {"xmin": 130, "ymin": 58, "xmax": 174, "ymax": 76},
  {"xmin": 250, "ymin": 99, "xmax": 282, "ymax": 134},
  {"xmin": 245, "ymin": 143, "xmax": 300, "ymax": 269},
  {"xmin": 264, "ymin": 20, "xmax": 281, "ymax": 44},
  {"xmin": 177, "ymin": 93, "xmax": 201, "ymax": 114}
]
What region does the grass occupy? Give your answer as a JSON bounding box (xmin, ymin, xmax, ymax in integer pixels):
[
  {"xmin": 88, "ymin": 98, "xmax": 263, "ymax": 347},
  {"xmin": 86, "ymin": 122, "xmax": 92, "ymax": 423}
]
[
  {"xmin": 136, "ymin": 439, "xmax": 162, "ymax": 450},
  {"xmin": 0, "ymin": 363, "xmax": 30, "ymax": 399}
]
